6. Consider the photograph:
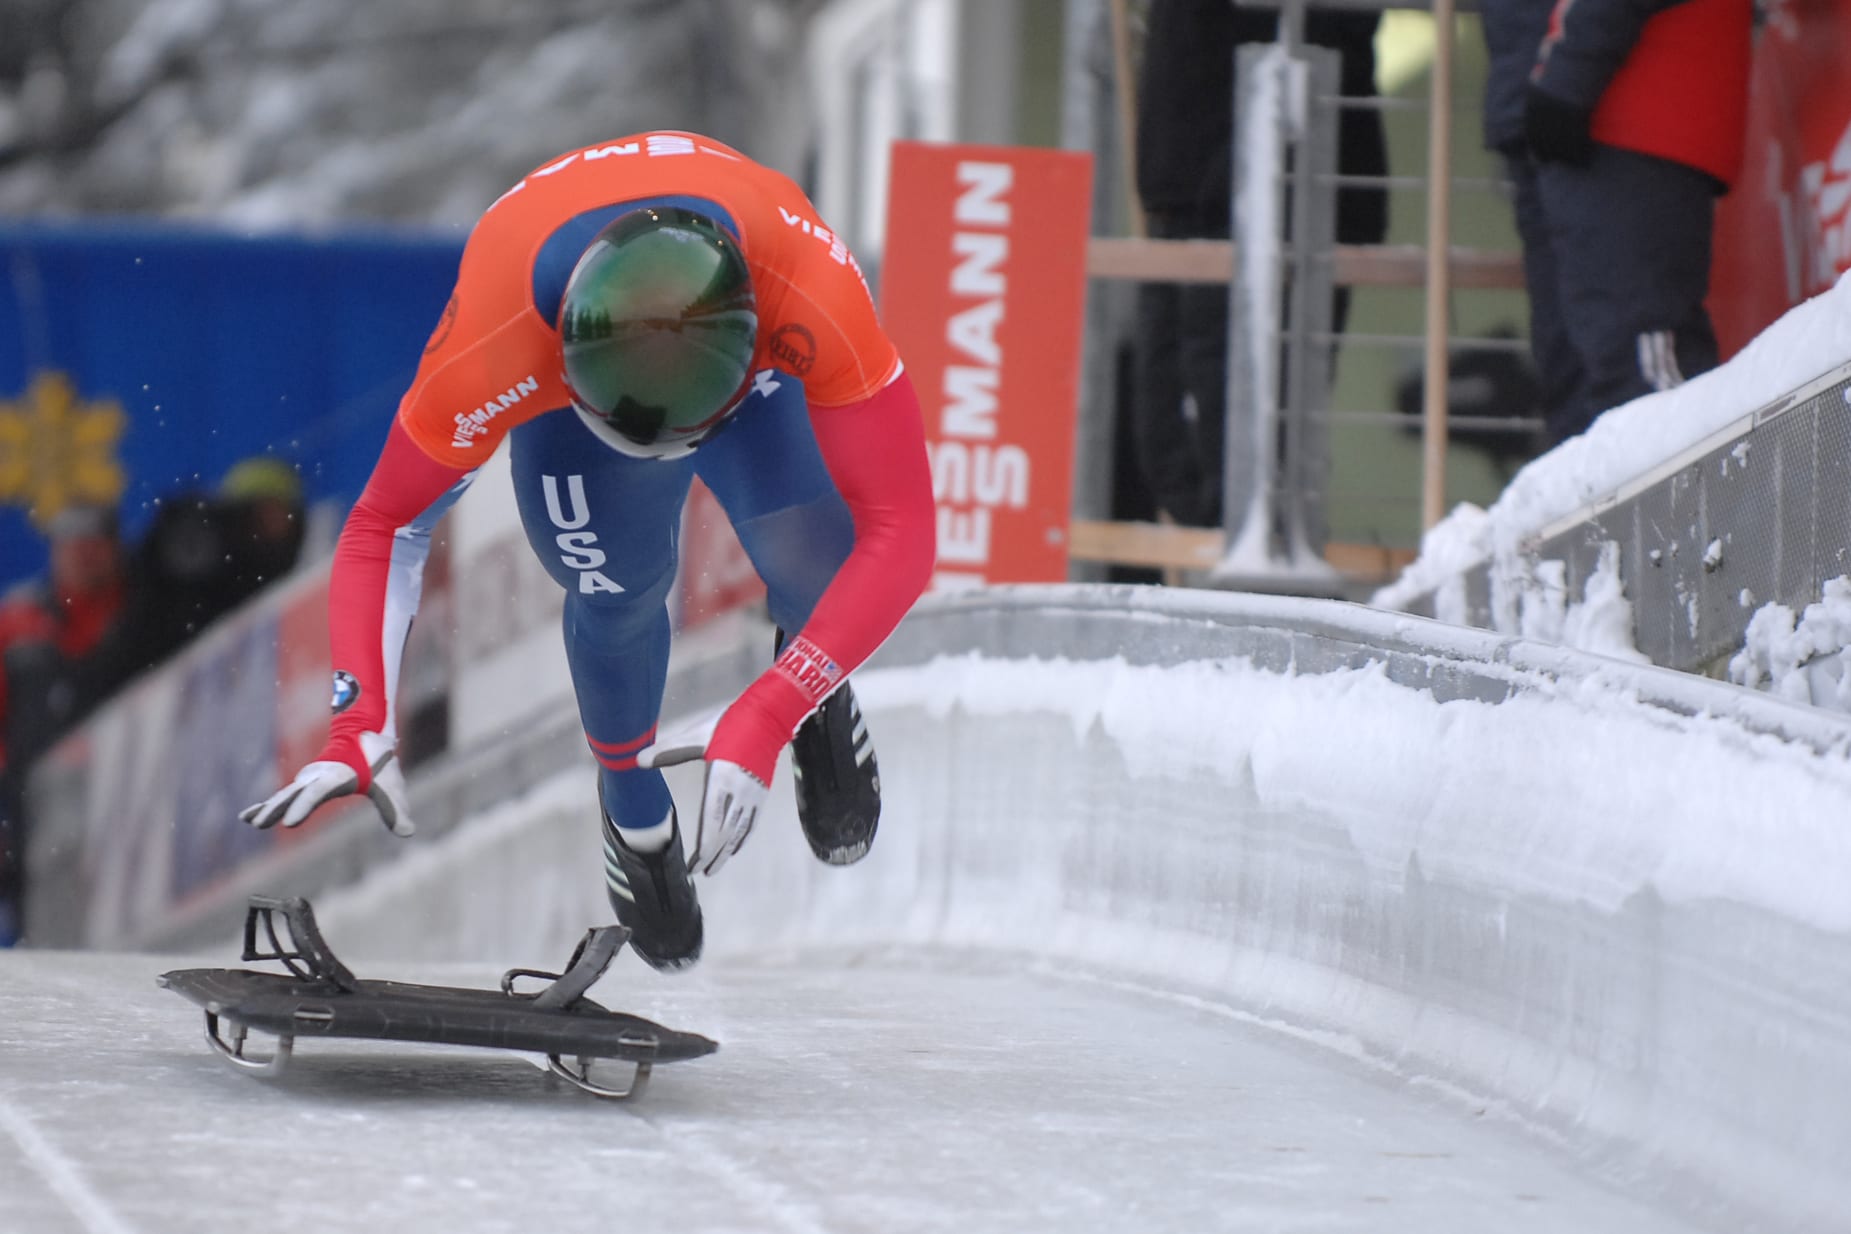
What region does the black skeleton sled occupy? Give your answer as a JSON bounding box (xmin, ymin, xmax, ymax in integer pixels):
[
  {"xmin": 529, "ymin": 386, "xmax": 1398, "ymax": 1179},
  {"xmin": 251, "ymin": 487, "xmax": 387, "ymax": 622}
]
[{"xmin": 158, "ymin": 896, "xmax": 717, "ymax": 1100}]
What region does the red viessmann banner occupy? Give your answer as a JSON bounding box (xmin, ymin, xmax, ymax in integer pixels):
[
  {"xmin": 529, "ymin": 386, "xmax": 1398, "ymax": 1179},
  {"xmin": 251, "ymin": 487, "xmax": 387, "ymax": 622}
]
[
  {"xmin": 1712, "ymin": 0, "xmax": 1851, "ymax": 354},
  {"xmin": 880, "ymin": 141, "xmax": 1093, "ymax": 588}
]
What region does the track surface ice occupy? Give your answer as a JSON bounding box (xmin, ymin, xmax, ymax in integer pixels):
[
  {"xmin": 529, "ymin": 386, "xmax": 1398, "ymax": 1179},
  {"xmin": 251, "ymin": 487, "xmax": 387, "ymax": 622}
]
[{"xmin": 1, "ymin": 948, "xmax": 1700, "ymax": 1234}]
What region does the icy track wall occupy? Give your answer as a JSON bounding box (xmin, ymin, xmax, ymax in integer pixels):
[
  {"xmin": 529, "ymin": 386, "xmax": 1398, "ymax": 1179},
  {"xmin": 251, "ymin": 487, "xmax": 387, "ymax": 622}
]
[{"xmin": 313, "ymin": 585, "xmax": 1851, "ymax": 1231}]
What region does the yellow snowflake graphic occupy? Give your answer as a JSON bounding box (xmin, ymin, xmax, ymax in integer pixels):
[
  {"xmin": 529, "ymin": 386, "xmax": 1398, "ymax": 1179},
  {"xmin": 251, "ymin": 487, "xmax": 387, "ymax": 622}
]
[{"xmin": 0, "ymin": 372, "xmax": 127, "ymax": 526}]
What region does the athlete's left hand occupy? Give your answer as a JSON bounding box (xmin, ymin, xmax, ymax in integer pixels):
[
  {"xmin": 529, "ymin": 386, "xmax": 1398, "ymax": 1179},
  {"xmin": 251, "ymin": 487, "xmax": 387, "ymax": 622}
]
[
  {"xmin": 240, "ymin": 730, "xmax": 414, "ymax": 837},
  {"xmin": 688, "ymin": 760, "xmax": 768, "ymax": 875},
  {"xmin": 638, "ymin": 717, "xmax": 769, "ymax": 876}
]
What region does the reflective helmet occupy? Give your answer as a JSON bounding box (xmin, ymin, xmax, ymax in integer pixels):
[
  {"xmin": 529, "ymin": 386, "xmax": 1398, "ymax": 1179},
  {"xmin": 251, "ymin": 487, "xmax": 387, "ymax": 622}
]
[{"xmin": 558, "ymin": 206, "xmax": 757, "ymax": 460}]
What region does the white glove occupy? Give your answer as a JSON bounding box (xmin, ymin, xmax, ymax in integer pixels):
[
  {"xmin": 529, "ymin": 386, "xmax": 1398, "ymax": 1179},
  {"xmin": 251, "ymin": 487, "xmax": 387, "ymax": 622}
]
[
  {"xmin": 689, "ymin": 759, "xmax": 768, "ymax": 876},
  {"xmin": 638, "ymin": 708, "xmax": 768, "ymax": 875},
  {"xmin": 239, "ymin": 730, "xmax": 415, "ymax": 837}
]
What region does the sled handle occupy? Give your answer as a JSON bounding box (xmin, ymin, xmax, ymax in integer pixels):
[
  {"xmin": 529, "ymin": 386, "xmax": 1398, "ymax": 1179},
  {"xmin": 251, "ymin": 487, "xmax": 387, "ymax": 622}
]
[{"xmin": 499, "ymin": 925, "xmax": 629, "ymax": 1010}]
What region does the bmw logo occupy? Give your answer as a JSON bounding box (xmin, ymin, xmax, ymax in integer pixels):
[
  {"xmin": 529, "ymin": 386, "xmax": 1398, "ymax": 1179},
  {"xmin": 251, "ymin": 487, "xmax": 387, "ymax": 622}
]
[{"xmin": 331, "ymin": 670, "xmax": 361, "ymax": 714}]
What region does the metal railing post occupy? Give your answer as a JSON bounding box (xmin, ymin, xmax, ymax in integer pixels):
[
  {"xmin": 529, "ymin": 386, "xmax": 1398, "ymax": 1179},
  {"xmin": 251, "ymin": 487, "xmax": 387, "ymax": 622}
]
[
  {"xmin": 1220, "ymin": 41, "xmax": 1290, "ymax": 578},
  {"xmin": 1422, "ymin": 0, "xmax": 1457, "ymax": 530},
  {"xmin": 1214, "ymin": 22, "xmax": 1344, "ymax": 595},
  {"xmin": 1284, "ymin": 45, "xmax": 1342, "ymax": 566}
]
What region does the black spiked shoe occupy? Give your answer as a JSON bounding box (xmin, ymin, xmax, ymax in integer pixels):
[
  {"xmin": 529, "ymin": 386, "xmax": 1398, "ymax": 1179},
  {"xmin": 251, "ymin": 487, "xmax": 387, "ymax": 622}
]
[
  {"xmin": 789, "ymin": 685, "xmax": 882, "ymax": 865},
  {"xmin": 776, "ymin": 629, "xmax": 882, "ymax": 865},
  {"xmin": 600, "ymin": 796, "xmax": 703, "ymax": 972}
]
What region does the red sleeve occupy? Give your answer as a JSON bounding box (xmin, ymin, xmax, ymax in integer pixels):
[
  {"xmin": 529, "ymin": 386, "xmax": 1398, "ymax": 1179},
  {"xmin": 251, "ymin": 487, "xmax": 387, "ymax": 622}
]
[
  {"xmin": 320, "ymin": 417, "xmax": 474, "ymax": 786},
  {"xmin": 706, "ymin": 372, "xmax": 936, "ymax": 781}
]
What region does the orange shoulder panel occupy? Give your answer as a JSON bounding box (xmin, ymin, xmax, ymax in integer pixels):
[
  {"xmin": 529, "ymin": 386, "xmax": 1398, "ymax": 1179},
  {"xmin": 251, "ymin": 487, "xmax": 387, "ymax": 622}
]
[
  {"xmin": 734, "ymin": 172, "xmax": 902, "ymax": 407},
  {"xmin": 396, "ymin": 203, "xmax": 571, "ymax": 468}
]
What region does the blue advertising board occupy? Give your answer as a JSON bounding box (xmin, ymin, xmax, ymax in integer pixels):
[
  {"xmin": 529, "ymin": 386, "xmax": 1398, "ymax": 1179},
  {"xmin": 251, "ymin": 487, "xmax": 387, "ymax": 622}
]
[{"xmin": 0, "ymin": 220, "xmax": 465, "ymax": 591}]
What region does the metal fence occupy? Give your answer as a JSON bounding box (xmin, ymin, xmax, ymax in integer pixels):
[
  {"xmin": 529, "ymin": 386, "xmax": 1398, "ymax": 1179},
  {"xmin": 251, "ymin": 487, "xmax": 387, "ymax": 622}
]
[
  {"xmin": 1399, "ymin": 359, "xmax": 1851, "ymax": 676},
  {"xmin": 1073, "ymin": 0, "xmax": 1528, "ymax": 592}
]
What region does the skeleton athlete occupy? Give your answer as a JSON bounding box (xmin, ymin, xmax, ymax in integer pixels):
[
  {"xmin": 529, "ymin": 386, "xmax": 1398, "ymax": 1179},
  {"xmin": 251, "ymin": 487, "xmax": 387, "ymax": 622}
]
[{"xmin": 242, "ymin": 131, "xmax": 937, "ymax": 971}]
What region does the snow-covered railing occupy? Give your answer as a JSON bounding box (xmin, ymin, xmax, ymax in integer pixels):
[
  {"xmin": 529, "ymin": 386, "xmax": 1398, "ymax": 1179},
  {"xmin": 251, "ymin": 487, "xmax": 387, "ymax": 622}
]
[{"xmin": 1375, "ymin": 274, "xmax": 1851, "ymax": 697}]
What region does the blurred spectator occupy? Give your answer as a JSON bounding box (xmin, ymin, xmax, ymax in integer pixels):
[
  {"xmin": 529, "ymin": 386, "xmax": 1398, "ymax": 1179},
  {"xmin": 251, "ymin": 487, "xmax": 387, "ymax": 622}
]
[
  {"xmin": 0, "ymin": 503, "xmax": 127, "ymax": 756},
  {"xmin": 0, "ymin": 502, "xmax": 127, "ymax": 944},
  {"xmin": 111, "ymin": 455, "xmax": 307, "ymax": 669},
  {"xmin": 1482, "ymin": 0, "xmax": 1752, "ymax": 445},
  {"xmin": 216, "ymin": 454, "xmax": 308, "ymax": 604},
  {"xmin": 0, "ymin": 459, "xmax": 304, "ymax": 943},
  {"xmin": 1396, "ymin": 325, "xmax": 1547, "ymax": 478},
  {"xmin": 1130, "ymin": 0, "xmax": 1387, "ymax": 529}
]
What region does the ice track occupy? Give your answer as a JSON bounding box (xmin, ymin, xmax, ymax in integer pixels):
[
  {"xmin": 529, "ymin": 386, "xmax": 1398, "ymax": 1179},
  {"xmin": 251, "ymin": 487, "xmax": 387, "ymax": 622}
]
[
  {"xmin": 0, "ymin": 947, "xmax": 1698, "ymax": 1234},
  {"xmin": 7, "ymin": 587, "xmax": 1849, "ymax": 1232}
]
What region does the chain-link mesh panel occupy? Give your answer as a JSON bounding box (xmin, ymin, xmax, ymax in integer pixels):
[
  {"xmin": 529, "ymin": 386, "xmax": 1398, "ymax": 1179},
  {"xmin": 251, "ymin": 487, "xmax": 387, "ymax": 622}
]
[
  {"xmin": 1697, "ymin": 429, "xmax": 1776, "ymax": 666},
  {"xmin": 1813, "ymin": 382, "xmax": 1851, "ymax": 588},
  {"xmin": 1662, "ymin": 464, "xmax": 1708, "ymax": 667},
  {"xmin": 1629, "ymin": 480, "xmax": 1684, "ymax": 664},
  {"xmin": 1433, "ymin": 361, "xmax": 1851, "ymax": 676},
  {"xmin": 1766, "ymin": 404, "xmax": 1822, "ymax": 603}
]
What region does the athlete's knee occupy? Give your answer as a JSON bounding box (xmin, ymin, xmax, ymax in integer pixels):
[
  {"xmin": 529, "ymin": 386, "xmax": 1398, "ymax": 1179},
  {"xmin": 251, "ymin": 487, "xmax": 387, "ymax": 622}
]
[
  {"xmin": 562, "ymin": 573, "xmax": 676, "ymax": 658},
  {"xmin": 518, "ymin": 518, "xmax": 672, "ymax": 598},
  {"xmin": 572, "ymin": 558, "xmax": 676, "ymax": 612},
  {"xmin": 560, "ymin": 553, "xmax": 629, "ymax": 599}
]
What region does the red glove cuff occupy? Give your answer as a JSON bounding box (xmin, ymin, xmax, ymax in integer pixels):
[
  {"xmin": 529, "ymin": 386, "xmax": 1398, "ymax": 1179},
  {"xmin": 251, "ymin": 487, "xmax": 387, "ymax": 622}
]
[
  {"xmin": 315, "ymin": 731, "xmax": 373, "ymax": 792},
  {"xmin": 707, "ymin": 665, "xmax": 822, "ymax": 784}
]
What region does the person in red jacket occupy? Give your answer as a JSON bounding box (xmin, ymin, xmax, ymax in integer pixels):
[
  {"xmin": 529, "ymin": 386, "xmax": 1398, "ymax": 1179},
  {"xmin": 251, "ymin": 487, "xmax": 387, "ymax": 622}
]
[
  {"xmin": 0, "ymin": 504, "xmax": 127, "ymax": 946},
  {"xmin": 241, "ymin": 132, "xmax": 937, "ymax": 971},
  {"xmin": 1481, "ymin": 0, "xmax": 1752, "ymax": 443}
]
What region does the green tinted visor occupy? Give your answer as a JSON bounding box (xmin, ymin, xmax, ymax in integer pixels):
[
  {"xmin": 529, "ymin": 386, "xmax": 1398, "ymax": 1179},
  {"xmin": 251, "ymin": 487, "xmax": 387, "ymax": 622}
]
[{"xmin": 559, "ymin": 208, "xmax": 758, "ymax": 459}]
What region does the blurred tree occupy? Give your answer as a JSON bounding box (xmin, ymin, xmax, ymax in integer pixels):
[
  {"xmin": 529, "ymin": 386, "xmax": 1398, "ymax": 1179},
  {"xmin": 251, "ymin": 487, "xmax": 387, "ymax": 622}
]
[{"xmin": 0, "ymin": 0, "xmax": 830, "ymax": 223}]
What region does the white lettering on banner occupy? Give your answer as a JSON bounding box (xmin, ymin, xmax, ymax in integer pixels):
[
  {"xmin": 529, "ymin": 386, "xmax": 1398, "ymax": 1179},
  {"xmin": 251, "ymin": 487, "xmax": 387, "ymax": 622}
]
[
  {"xmin": 1798, "ymin": 118, "xmax": 1851, "ymax": 295},
  {"xmin": 947, "ymin": 299, "xmax": 1003, "ymax": 367},
  {"xmin": 541, "ymin": 474, "xmax": 624, "ymax": 595},
  {"xmin": 933, "ymin": 160, "xmax": 1028, "ymax": 581},
  {"xmin": 950, "ymin": 232, "xmax": 1007, "ymax": 295},
  {"xmin": 452, "ymin": 375, "xmax": 540, "ymax": 448},
  {"xmin": 941, "ymin": 367, "xmax": 998, "ymax": 438},
  {"xmin": 935, "ymin": 508, "xmax": 992, "ymax": 564},
  {"xmin": 954, "ymin": 163, "xmax": 1014, "ymax": 226},
  {"xmin": 930, "ymin": 442, "xmax": 1030, "ymax": 507}
]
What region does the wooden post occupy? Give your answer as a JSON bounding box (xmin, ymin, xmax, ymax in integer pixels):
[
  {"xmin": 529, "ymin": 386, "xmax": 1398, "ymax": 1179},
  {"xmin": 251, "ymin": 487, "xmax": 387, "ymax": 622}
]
[
  {"xmin": 1421, "ymin": 1, "xmax": 1456, "ymax": 531},
  {"xmin": 1108, "ymin": 0, "xmax": 1146, "ymax": 238}
]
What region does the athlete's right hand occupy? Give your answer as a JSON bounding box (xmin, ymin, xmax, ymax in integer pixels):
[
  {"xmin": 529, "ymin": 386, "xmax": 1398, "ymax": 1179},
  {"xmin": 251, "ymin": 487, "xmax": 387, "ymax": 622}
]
[{"xmin": 239, "ymin": 730, "xmax": 415, "ymax": 837}]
